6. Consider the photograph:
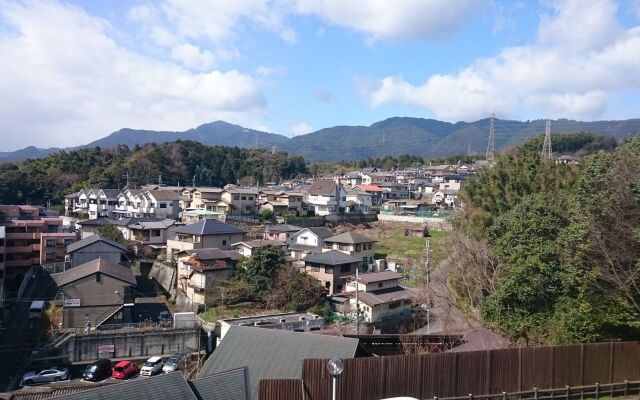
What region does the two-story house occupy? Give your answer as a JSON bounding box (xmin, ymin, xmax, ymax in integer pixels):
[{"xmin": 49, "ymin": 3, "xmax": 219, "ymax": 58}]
[
  {"xmin": 356, "ymin": 185, "xmax": 384, "ymax": 207},
  {"xmin": 345, "ymin": 188, "xmax": 373, "ymax": 214},
  {"xmin": 190, "ymin": 188, "xmax": 224, "ymax": 210},
  {"xmin": 221, "ymin": 189, "xmax": 258, "ymax": 216},
  {"xmin": 302, "ymin": 250, "xmax": 361, "ymax": 295},
  {"xmin": 66, "ymin": 234, "xmax": 129, "ymax": 269},
  {"xmin": 288, "ymin": 227, "xmax": 334, "ymax": 260},
  {"xmin": 344, "ymin": 270, "xmax": 412, "ymax": 323},
  {"xmin": 264, "ymin": 224, "xmax": 302, "ymax": 244},
  {"xmin": 145, "ymin": 190, "xmax": 181, "ymax": 219},
  {"xmin": 305, "ymin": 180, "xmax": 346, "ymax": 216},
  {"xmin": 166, "ymin": 219, "xmax": 246, "ymax": 260},
  {"xmin": 324, "ymin": 231, "xmax": 377, "ymax": 269},
  {"xmin": 176, "ymin": 248, "xmax": 241, "ymax": 307},
  {"xmin": 231, "ymin": 240, "xmax": 287, "ymax": 258},
  {"xmin": 117, "ymin": 218, "xmax": 179, "ymax": 245}
]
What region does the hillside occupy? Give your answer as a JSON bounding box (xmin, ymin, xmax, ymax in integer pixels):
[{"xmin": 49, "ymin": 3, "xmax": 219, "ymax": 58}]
[{"xmin": 2, "ymin": 117, "xmax": 640, "ymax": 162}]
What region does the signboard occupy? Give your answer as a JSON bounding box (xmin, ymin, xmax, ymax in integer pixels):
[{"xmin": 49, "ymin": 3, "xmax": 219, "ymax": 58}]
[
  {"xmin": 98, "ymin": 345, "xmax": 114, "ymax": 353},
  {"xmin": 64, "ymin": 298, "xmax": 81, "ymax": 307}
]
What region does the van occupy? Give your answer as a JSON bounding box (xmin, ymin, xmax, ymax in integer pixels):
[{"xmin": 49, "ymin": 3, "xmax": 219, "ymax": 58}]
[
  {"xmin": 83, "ymin": 359, "xmax": 112, "ymax": 381},
  {"xmin": 28, "ymin": 301, "xmax": 46, "ymax": 319}
]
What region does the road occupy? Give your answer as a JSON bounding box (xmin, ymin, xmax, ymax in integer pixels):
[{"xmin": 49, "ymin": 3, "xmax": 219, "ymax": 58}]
[{"xmin": 0, "ymin": 273, "xmax": 58, "ymax": 391}]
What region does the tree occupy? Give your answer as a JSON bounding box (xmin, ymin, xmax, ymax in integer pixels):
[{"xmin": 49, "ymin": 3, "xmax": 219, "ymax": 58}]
[
  {"xmin": 264, "ymin": 265, "xmax": 327, "ymax": 311},
  {"xmin": 236, "ymin": 245, "xmax": 286, "ymax": 300},
  {"xmin": 97, "ymin": 224, "xmax": 126, "ymax": 245}
]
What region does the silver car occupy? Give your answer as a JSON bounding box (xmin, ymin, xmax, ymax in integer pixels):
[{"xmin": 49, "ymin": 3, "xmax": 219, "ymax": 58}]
[{"xmin": 21, "ymin": 367, "xmax": 69, "ymax": 385}]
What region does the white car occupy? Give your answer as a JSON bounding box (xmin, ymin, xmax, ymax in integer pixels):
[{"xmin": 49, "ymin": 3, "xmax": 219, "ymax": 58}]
[
  {"xmin": 140, "ymin": 357, "xmax": 163, "ymax": 376},
  {"xmin": 21, "ymin": 367, "xmax": 69, "ymax": 385}
]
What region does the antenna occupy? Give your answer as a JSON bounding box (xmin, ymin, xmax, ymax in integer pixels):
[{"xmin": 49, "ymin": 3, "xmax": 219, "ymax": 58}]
[
  {"xmin": 486, "ymin": 113, "xmax": 495, "ymax": 162},
  {"xmin": 541, "ymin": 120, "xmax": 552, "ymax": 159}
]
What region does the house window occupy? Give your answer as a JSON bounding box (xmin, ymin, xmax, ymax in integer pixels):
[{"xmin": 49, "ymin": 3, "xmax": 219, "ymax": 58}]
[
  {"xmin": 46, "ymin": 239, "xmax": 56, "ymax": 247},
  {"xmin": 45, "ymin": 252, "xmax": 56, "ymax": 261},
  {"xmin": 64, "ymin": 239, "xmax": 74, "ymax": 246},
  {"xmin": 241, "ymin": 196, "xmax": 246, "ymax": 200},
  {"xmin": 159, "ymin": 203, "xmax": 167, "ymax": 208},
  {"xmin": 248, "ymin": 196, "xmax": 254, "ymax": 200},
  {"xmin": 389, "ymin": 301, "xmax": 401, "ymax": 309},
  {"xmin": 324, "ymin": 266, "xmax": 332, "ymax": 274},
  {"xmin": 378, "ymin": 282, "xmax": 383, "ymax": 288},
  {"xmin": 222, "ymin": 240, "xmax": 227, "ymax": 246},
  {"xmin": 234, "ymin": 195, "xmax": 240, "ymax": 200},
  {"xmin": 355, "ymin": 244, "xmax": 361, "ymax": 252},
  {"xmin": 151, "ymin": 230, "xmax": 161, "ymax": 237},
  {"xmin": 340, "ymin": 264, "xmax": 351, "ymax": 273}
]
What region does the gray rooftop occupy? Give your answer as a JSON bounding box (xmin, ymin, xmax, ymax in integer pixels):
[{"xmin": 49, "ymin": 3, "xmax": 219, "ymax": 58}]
[
  {"xmin": 303, "ymin": 250, "xmax": 361, "ymax": 266},
  {"xmin": 52, "ymin": 371, "xmax": 197, "ymax": 400},
  {"xmin": 175, "ymin": 219, "xmax": 246, "ymax": 236},
  {"xmin": 358, "ymin": 270, "xmax": 403, "ymax": 284},
  {"xmin": 325, "ymin": 231, "xmax": 376, "ymax": 244},
  {"xmin": 178, "ymin": 248, "xmax": 242, "ymax": 261},
  {"xmin": 57, "ymin": 258, "xmax": 136, "ymax": 287},
  {"xmin": 198, "ymin": 325, "xmax": 359, "ymax": 400},
  {"xmin": 66, "ymin": 234, "xmax": 128, "ymax": 253},
  {"xmin": 220, "ymin": 312, "xmax": 322, "ymax": 327},
  {"xmin": 265, "ymin": 224, "xmax": 303, "ymax": 233},
  {"xmin": 191, "ymin": 367, "xmax": 250, "ymax": 400},
  {"xmin": 296, "ymin": 227, "xmax": 333, "ymax": 239},
  {"xmin": 233, "ymin": 240, "xmax": 286, "ymax": 249}
]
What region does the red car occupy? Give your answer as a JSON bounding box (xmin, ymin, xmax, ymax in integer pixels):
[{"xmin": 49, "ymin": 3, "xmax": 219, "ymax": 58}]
[{"xmin": 111, "ymin": 361, "xmax": 139, "ymax": 379}]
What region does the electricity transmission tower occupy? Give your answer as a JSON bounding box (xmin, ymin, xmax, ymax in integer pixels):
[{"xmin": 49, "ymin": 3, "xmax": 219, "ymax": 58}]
[
  {"xmin": 485, "ymin": 113, "xmax": 496, "ymax": 162},
  {"xmin": 541, "ymin": 120, "xmax": 552, "ymax": 159}
]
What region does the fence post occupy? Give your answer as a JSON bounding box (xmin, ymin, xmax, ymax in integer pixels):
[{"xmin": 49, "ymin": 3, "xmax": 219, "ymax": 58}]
[
  {"xmin": 502, "ymin": 392, "xmax": 506, "ymax": 400},
  {"xmin": 534, "ymin": 387, "xmax": 538, "ymax": 400},
  {"xmin": 468, "ymin": 394, "xmax": 473, "ymax": 400},
  {"xmin": 623, "ymin": 380, "xmax": 628, "ymax": 396},
  {"xmin": 595, "ymin": 383, "xmax": 599, "ymax": 399},
  {"xmin": 608, "ymin": 342, "xmax": 614, "ymax": 384},
  {"xmin": 565, "ymin": 385, "xmax": 570, "ymax": 400}
]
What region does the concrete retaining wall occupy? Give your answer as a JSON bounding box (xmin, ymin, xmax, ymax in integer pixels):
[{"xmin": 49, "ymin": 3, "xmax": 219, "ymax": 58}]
[
  {"xmin": 62, "ymin": 328, "xmax": 201, "ymax": 364},
  {"xmin": 377, "ymin": 214, "xmax": 452, "ymax": 230},
  {"xmin": 149, "ymin": 262, "xmax": 175, "ymax": 295}
]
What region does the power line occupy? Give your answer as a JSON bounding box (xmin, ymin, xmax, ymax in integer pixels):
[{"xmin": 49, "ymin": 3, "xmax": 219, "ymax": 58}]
[{"xmin": 541, "ymin": 120, "xmax": 553, "ymax": 159}]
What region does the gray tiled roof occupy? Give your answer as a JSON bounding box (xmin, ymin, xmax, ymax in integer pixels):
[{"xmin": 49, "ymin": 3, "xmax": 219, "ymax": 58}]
[
  {"xmin": 175, "ymin": 219, "xmax": 246, "ymax": 236},
  {"xmin": 233, "ymin": 240, "xmax": 286, "ymax": 249},
  {"xmin": 66, "ymin": 234, "xmax": 128, "ymax": 253},
  {"xmin": 303, "ymin": 250, "xmax": 360, "ymax": 266},
  {"xmin": 191, "ymin": 367, "xmax": 249, "ymax": 400},
  {"xmin": 198, "ymin": 326, "xmax": 358, "ymax": 400},
  {"xmin": 300, "ymin": 227, "xmax": 333, "ymax": 239},
  {"xmin": 57, "ymin": 258, "xmax": 136, "ymax": 287},
  {"xmin": 52, "ymin": 372, "xmax": 197, "ymax": 400},
  {"xmin": 265, "ymin": 224, "xmax": 303, "ymax": 233},
  {"xmin": 306, "ymin": 179, "xmax": 340, "ymax": 196},
  {"xmin": 325, "ymin": 231, "xmax": 376, "ymax": 244},
  {"xmin": 357, "ymin": 271, "xmax": 403, "ymax": 283},
  {"xmin": 178, "ymin": 248, "xmax": 242, "ymax": 261}
]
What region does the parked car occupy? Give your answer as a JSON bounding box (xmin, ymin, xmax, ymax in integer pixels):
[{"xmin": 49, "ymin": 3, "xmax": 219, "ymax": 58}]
[
  {"xmin": 111, "ymin": 360, "xmax": 139, "ymax": 380},
  {"xmin": 162, "ymin": 352, "xmax": 188, "ymax": 373},
  {"xmin": 140, "ymin": 357, "xmax": 163, "ymax": 376},
  {"xmin": 21, "ymin": 367, "xmax": 69, "ymax": 385},
  {"xmin": 158, "ymin": 311, "xmax": 172, "ymax": 327},
  {"xmin": 83, "ymin": 359, "xmax": 112, "ymax": 382}
]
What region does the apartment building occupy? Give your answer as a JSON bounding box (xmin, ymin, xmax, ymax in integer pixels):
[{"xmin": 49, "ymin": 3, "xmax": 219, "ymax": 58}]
[{"xmin": 0, "ymin": 205, "xmax": 77, "ymax": 284}]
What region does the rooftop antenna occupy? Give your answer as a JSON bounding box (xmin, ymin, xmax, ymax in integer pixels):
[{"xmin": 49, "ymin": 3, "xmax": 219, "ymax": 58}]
[
  {"xmin": 541, "ymin": 120, "xmax": 553, "ymax": 159},
  {"xmin": 486, "ymin": 113, "xmax": 496, "ymax": 162}
]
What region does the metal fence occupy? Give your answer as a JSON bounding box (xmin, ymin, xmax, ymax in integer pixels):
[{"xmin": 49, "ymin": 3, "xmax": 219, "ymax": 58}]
[{"xmin": 259, "ymin": 342, "xmax": 640, "ymax": 400}]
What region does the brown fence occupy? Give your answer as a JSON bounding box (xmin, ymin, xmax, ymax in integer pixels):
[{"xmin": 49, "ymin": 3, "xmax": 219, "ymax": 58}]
[{"xmin": 260, "ymin": 341, "xmax": 640, "ymax": 400}]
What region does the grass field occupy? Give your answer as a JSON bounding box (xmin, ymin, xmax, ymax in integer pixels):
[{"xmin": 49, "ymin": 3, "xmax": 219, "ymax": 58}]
[{"xmin": 374, "ymin": 227, "xmax": 450, "ymax": 268}]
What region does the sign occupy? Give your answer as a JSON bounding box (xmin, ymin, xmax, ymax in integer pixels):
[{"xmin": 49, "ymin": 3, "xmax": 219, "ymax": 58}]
[
  {"xmin": 98, "ymin": 345, "xmax": 114, "ymax": 353},
  {"xmin": 64, "ymin": 298, "xmax": 81, "ymax": 307}
]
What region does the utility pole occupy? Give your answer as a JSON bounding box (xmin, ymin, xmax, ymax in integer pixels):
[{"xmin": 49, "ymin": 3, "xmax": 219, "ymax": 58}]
[
  {"xmin": 123, "ymin": 172, "xmax": 130, "ymax": 189},
  {"xmin": 192, "ymin": 174, "xmax": 196, "ymax": 188},
  {"xmin": 541, "ymin": 120, "xmax": 553, "ymax": 159},
  {"xmin": 158, "ymin": 174, "xmax": 162, "ymax": 186},
  {"xmin": 486, "ymin": 113, "xmax": 496, "ymax": 162},
  {"xmin": 424, "ymin": 238, "xmax": 431, "ymax": 335}
]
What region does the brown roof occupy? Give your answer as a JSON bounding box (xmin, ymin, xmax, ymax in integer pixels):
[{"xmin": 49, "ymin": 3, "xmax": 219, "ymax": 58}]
[
  {"xmin": 147, "ymin": 190, "xmax": 180, "ymax": 201},
  {"xmin": 357, "ymin": 271, "xmax": 403, "ymax": 284},
  {"xmin": 307, "ymin": 179, "xmax": 340, "ymax": 196},
  {"xmin": 57, "ymin": 258, "xmax": 136, "ymax": 287},
  {"xmin": 355, "ymin": 287, "xmax": 413, "ymax": 307}
]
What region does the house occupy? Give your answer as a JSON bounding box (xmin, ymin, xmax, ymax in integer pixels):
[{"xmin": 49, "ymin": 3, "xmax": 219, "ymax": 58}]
[
  {"xmin": 263, "ymin": 224, "xmax": 302, "ymax": 244},
  {"xmin": 77, "ymin": 217, "xmax": 116, "ymax": 239},
  {"xmin": 432, "ymin": 189, "xmax": 458, "ymax": 208},
  {"xmin": 75, "ymin": 188, "xmax": 121, "ymax": 219},
  {"xmin": 221, "ymin": 188, "xmax": 258, "ymax": 215},
  {"xmin": 357, "ymin": 184, "xmax": 384, "ymax": 206},
  {"xmin": 57, "ymin": 258, "xmax": 136, "ymax": 329},
  {"xmin": 290, "ymin": 227, "xmax": 333, "ymax": 247},
  {"xmin": 218, "ymin": 311, "xmax": 324, "ymax": 342},
  {"xmin": 343, "ymin": 171, "xmax": 363, "ymax": 187},
  {"xmin": 302, "ymin": 250, "xmax": 362, "ymax": 295},
  {"xmin": 66, "ymin": 234, "xmax": 129, "ymax": 269},
  {"xmin": 166, "ymin": 220, "xmax": 246, "ymax": 260},
  {"xmin": 198, "ymin": 325, "xmax": 359, "ymax": 400},
  {"xmin": 116, "ymin": 218, "xmax": 179, "ymax": 245},
  {"xmin": 324, "ymin": 231, "xmax": 377, "ymax": 269},
  {"xmin": 305, "ymin": 179, "xmax": 346, "ymax": 216},
  {"xmin": 378, "ymin": 182, "xmax": 411, "ymax": 200},
  {"xmin": 361, "ymin": 173, "xmax": 395, "ymax": 185},
  {"xmin": 145, "ymin": 190, "xmax": 181, "ymax": 219},
  {"xmin": 176, "ymin": 248, "xmax": 241, "ymax": 306},
  {"xmin": 345, "ymin": 188, "xmax": 373, "ymax": 214},
  {"xmin": 181, "ymin": 208, "xmax": 225, "ymax": 224},
  {"xmin": 63, "ymin": 191, "xmax": 80, "ymax": 217},
  {"xmin": 344, "ymin": 271, "xmax": 412, "ymax": 323},
  {"xmin": 189, "ymin": 187, "xmax": 224, "ymax": 210},
  {"xmin": 231, "ymin": 240, "xmax": 287, "ymax": 258}
]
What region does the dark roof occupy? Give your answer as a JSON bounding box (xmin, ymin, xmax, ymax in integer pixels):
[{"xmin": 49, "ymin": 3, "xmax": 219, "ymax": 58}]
[
  {"xmin": 358, "ymin": 271, "xmax": 403, "ymax": 284},
  {"xmin": 303, "ymin": 250, "xmax": 360, "ymax": 266},
  {"xmin": 265, "ymin": 224, "xmax": 302, "ymax": 233},
  {"xmin": 325, "ymin": 231, "xmax": 376, "ymax": 244},
  {"xmin": 66, "ymin": 234, "xmax": 128, "ymax": 253},
  {"xmin": 65, "ymin": 192, "xmax": 81, "ymax": 199},
  {"xmin": 191, "ymin": 367, "xmax": 249, "ymax": 400},
  {"xmin": 57, "ymin": 258, "xmax": 136, "ymax": 287},
  {"xmin": 52, "ymin": 372, "xmax": 197, "ymax": 400},
  {"xmin": 178, "ymin": 248, "xmax": 242, "ymax": 261},
  {"xmin": 147, "ymin": 190, "xmax": 180, "ymax": 201},
  {"xmin": 307, "ymin": 179, "xmax": 340, "ymax": 196},
  {"xmin": 234, "ymin": 240, "xmax": 286, "ymax": 248},
  {"xmin": 299, "ymin": 227, "xmax": 333, "ymax": 239},
  {"xmin": 198, "ymin": 326, "xmax": 358, "ymax": 400},
  {"xmin": 99, "ymin": 189, "xmax": 122, "ymax": 198},
  {"xmin": 288, "ymin": 243, "xmax": 323, "ymax": 253},
  {"xmin": 355, "ymin": 286, "xmax": 413, "ymax": 307},
  {"xmin": 175, "ymin": 219, "xmax": 246, "ymax": 236},
  {"xmin": 77, "ymin": 218, "xmax": 116, "ymax": 227}
]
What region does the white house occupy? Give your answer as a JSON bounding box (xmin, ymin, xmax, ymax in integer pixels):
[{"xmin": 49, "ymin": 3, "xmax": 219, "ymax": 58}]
[
  {"xmin": 305, "ymin": 179, "xmax": 346, "ymax": 216},
  {"xmin": 345, "ymin": 271, "xmax": 412, "ymax": 323},
  {"xmin": 346, "ymin": 188, "xmax": 373, "ymax": 214}
]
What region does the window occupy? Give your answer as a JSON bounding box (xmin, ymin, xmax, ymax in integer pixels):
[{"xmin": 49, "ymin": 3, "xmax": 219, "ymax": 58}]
[
  {"xmin": 389, "ymin": 301, "xmax": 401, "ymax": 309},
  {"xmin": 241, "ymin": 196, "xmax": 246, "ymax": 201},
  {"xmin": 340, "ymin": 264, "xmax": 351, "ymax": 273},
  {"xmin": 378, "ymin": 282, "xmax": 383, "ymax": 288},
  {"xmin": 222, "ymin": 240, "xmax": 227, "ymax": 246},
  {"xmin": 355, "ymin": 244, "xmax": 361, "ymax": 252},
  {"xmin": 64, "ymin": 239, "xmax": 74, "ymax": 246},
  {"xmin": 45, "ymin": 252, "xmax": 56, "ymax": 261},
  {"xmin": 46, "ymin": 239, "xmax": 56, "ymax": 247},
  {"xmin": 325, "ymin": 266, "xmax": 332, "ymax": 274},
  {"xmin": 151, "ymin": 230, "xmax": 161, "ymax": 237},
  {"xmin": 159, "ymin": 203, "xmax": 167, "ymax": 208},
  {"xmin": 234, "ymin": 195, "xmax": 240, "ymax": 200},
  {"xmin": 248, "ymin": 196, "xmax": 254, "ymax": 200}
]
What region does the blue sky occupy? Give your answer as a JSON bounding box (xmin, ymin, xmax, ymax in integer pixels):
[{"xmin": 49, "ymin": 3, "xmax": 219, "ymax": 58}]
[{"xmin": 1, "ymin": 0, "xmax": 639, "ymax": 150}]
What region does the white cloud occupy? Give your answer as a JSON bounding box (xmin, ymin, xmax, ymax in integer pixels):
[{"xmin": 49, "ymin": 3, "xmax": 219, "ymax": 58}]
[
  {"xmin": 0, "ymin": 0, "xmax": 267, "ymax": 150},
  {"xmin": 170, "ymin": 43, "xmax": 215, "ymax": 70},
  {"xmin": 366, "ymin": 0, "xmax": 640, "ymax": 120},
  {"xmin": 290, "ymin": 122, "xmax": 313, "ymax": 136},
  {"xmin": 295, "ymin": 0, "xmax": 481, "ymax": 42}
]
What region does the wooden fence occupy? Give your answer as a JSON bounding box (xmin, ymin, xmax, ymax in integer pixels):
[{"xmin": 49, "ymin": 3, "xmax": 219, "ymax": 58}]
[{"xmin": 260, "ymin": 341, "xmax": 640, "ymax": 400}]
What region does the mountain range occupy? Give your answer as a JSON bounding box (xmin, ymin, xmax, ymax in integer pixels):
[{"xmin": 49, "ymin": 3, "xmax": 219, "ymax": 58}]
[{"xmin": 1, "ymin": 117, "xmax": 639, "ymax": 163}]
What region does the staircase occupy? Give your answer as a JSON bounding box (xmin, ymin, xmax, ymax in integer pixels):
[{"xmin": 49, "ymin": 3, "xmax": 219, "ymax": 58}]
[{"xmin": 94, "ymin": 305, "xmax": 125, "ymax": 329}]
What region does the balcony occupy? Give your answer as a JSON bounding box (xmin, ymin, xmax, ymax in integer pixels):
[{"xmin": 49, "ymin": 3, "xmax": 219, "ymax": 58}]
[
  {"xmin": 5, "ymin": 245, "xmax": 35, "ymax": 253},
  {"xmin": 6, "ymin": 233, "xmax": 39, "ymax": 240}
]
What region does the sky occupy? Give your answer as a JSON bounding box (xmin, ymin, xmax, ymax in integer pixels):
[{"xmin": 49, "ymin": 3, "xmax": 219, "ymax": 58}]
[{"xmin": 1, "ymin": 0, "xmax": 640, "ymax": 151}]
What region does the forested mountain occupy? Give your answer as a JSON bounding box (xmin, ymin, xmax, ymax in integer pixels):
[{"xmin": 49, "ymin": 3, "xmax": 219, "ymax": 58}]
[
  {"xmin": 0, "ymin": 141, "xmax": 307, "ymax": 206},
  {"xmin": 2, "ymin": 117, "xmax": 640, "ymax": 162},
  {"xmin": 450, "ymin": 134, "xmax": 640, "ymax": 345}
]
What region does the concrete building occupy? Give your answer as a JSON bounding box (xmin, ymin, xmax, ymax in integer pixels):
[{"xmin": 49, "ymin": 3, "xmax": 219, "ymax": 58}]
[
  {"xmin": 324, "ymin": 231, "xmax": 377, "ymax": 270},
  {"xmin": 0, "ymin": 205, "xmax": 77, "ymax": 283},
  {"xmin": 176, "ymin": 248, "xmax": 241, "ymax": 307},
  {"xmin": 218, "ymin": 312, "xmax": 325, "ymax": 342},
  {"xmin": 302, "ymin": 250, "xmax": 361, "ymax": 295},
  {"xmin": 66, "ymin": 234, "xmax": 129, "ymax": 269},
  {"xmin": 166, "ymin": 219, "xmax": 246, "ymax": 260},
  {"xmin": 57, "ymin": 258, "xmax": 136, "ymax": 328}
]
